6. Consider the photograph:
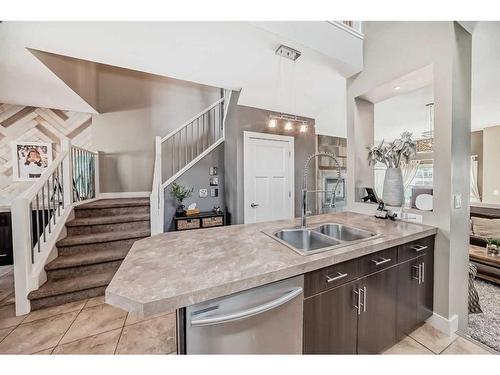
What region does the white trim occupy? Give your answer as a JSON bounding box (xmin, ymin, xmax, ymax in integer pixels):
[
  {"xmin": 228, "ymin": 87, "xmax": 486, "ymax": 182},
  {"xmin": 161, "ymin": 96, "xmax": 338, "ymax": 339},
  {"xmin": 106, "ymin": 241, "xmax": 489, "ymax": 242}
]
[
  {"xmin": 160, "ymin": 137, "xmax": 225, "ymax": 190},
  {"xmin": 97, "ymin": 192, "xmax": 150, "ymax": 199},
  {"xmin": 327, "ymin": 21, "xmax": 364, "ymax": 40},
  {"xmin": 470, "ymin": 201, "xmax": 500, "ymax": 209},
  {"xmin": 243, "ymin": 131, "xmax": 295, "ymax": 224},
  {"xmin": 426, "ymin": 313, "xmax": 459, "ymax": 336}
]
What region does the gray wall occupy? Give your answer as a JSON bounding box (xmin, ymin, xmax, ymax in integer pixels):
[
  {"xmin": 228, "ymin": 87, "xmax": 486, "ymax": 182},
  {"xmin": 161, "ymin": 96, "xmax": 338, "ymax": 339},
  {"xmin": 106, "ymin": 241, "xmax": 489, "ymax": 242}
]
[
  {"xmin": 471, "ymin": 130, "xmax": 483, "ymax": 197},
  {"xmin": 163, "ymin": 143, "xmax": 225, "ymax": 231},
  {"xmin": 225, "ymin": 96, "xmax": 316, "ymax": 225},
  {"xmin": 346, "ymin": 21, "xmax": 472, "ymax": 332},
  {"xmin": 92, "ymin": 64, "xmax": 220, "ymax": 193}
]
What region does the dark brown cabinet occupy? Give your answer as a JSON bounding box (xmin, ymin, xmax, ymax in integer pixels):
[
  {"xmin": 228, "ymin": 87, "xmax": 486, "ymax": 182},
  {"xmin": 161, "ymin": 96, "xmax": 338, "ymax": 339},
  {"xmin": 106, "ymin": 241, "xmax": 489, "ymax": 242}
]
[
  {"xmin": 303, "ymin": 236, "xmax": 435, "ymax": 354},
  {"xmin": 357, "ymin": 266, "xmax": 398, "ymax": 354},
  {"xmin": 303, "ymin": 280, "xmax": 358, "ymax": 354}
]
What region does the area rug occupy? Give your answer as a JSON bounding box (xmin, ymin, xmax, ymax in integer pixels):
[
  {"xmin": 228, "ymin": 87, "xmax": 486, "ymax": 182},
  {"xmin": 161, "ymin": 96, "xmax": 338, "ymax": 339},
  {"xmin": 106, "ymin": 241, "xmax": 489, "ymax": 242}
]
[{"xmin": 468, "ymin": 279, "xmax": 500, "ymax": 352}]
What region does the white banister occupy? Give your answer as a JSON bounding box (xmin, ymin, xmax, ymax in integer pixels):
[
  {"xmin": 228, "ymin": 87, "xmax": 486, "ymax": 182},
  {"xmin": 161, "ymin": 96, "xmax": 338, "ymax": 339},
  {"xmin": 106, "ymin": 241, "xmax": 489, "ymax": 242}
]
[
  {"xmin": 150, "ymin": 90, "xmax": 232, "ymax": 235},
  {"xmin": 12, "ymin": 139, "xmax": 101, "ymax": 315}
]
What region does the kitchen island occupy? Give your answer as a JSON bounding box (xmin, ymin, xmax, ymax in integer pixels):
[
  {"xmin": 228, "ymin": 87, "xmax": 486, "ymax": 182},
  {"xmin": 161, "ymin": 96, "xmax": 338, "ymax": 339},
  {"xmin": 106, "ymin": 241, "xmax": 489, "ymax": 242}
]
[{"xmin": 106, "ymin": 211, "xmax": 437, "ymax": 354}]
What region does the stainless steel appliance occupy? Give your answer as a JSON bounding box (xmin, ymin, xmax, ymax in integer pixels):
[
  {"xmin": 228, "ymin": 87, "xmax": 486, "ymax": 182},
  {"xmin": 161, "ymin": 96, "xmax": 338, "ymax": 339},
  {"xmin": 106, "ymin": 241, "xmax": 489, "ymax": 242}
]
[{"xmin": 179, "ymin": 276, "xmax": 304, "ymax": 354}]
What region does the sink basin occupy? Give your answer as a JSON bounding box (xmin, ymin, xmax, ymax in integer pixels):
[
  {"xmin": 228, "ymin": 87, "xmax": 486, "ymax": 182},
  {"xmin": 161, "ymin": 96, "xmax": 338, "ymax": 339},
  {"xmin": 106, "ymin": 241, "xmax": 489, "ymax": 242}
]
[
  {"xmin": 274, "ymin": 228, "xmax": 341, "ymax": 253},
  {"xmin": 312, "ymin": 223, "xmax": 376, "ymax": 242},
  {"xmin": 270, "ymin": 223, "xmax": 379, "ymax": 255}
]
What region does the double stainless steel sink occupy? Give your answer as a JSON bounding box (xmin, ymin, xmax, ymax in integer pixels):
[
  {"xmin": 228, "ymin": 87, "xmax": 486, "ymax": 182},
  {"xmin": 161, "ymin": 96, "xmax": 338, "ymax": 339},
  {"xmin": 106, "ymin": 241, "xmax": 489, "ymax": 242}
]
[{"xmin": 272, "ymin": 223, "xmax": 379, "ymax": 255}]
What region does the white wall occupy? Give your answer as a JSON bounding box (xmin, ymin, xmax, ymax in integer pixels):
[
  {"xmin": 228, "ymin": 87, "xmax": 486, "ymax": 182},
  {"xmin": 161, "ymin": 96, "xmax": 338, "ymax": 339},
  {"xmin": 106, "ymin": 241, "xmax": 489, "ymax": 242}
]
[
  {"xmin": 0, "ymin": 21, "xmax": 348, "ymax": 137},
  {"xmin": 347, "ymin": 21, "xmax": 472, "ymax": 333},
  {"xmin": 482, "ymin": 126, "xmax": 500, "ymax": 204}
]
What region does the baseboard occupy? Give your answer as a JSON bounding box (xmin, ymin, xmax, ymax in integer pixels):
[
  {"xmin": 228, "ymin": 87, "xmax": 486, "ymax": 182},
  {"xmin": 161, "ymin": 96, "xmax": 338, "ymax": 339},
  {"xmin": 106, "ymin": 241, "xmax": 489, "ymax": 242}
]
[
  {"xmin": 427, "ymin": 313, "xmax": 459, "ymax": 335},
  {"xmin": 97, "ymin": 192, "xmax": 150, "ymax": 199}
]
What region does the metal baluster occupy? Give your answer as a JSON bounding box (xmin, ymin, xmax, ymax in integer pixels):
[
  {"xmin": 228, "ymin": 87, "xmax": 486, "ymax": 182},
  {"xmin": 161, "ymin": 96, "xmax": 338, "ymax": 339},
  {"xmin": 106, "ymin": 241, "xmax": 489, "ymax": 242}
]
[
  {"xmin": 60, "ymin": 160, "xmax": 65, "ymax": 208},
  {"xmin": 41, "ymin": 186, "xmax": 46, "ymax": 242},
  {"xmin": 51, "ymin": 172, "xmax": 56, "ymax": 225},
  {"xmin": 46, "ymin": 179, "xmax": 51, "ymax": 234},
  {"xmin": 56, "ymin": 166, "xmax": 61, "ymax": 216},
  {"xmin": 72, "ymin": 148, "xmax": 76, "ymax": 201},
  {"xmin": 197, "ymin": 118, "xmax": 200, "ymax": 156},
  {"xmin": 30, "ymin": 201, "xmax": 34, "ymax": 263},
  {"xmin": 35, "ymin": 192, "xmax": 40, "ymax": 253},
  {"xmin": 191, "ymin": 121, "xmax": 194, "ymax": 161}
]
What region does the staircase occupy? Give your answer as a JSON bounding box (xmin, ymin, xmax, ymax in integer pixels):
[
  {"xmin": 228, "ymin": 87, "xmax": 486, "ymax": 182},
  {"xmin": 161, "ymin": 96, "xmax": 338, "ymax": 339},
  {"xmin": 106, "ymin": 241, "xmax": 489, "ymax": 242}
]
[{"xmin": 27, "ymin": 198, "xmax": 150, "ymax": 310}]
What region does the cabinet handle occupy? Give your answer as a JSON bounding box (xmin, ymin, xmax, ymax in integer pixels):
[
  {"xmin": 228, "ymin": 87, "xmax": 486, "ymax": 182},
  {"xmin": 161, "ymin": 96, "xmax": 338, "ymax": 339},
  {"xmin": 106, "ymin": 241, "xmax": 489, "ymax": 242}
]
[
  {"xmin": 0, "ymin": 254, "xmax": 7, "ymax": 257},
  {"xmin": 412, "ymin": 265, "xmax": 420, "ymax": 283},
  {"xmin": 421, "ymin": 262, "xmax": 425, "ymax": 284},
  {"xmin": 410, "ymin": 244, "xmax": 428, "ymax": 252},
  {"xmin": 325, "ymin": 271, "xmax": 348, "ymax": 283},
  {"xmin": 362, "ymin": 286, "xmax": 367, "ymax": 313},
  {"xmin": 353, "ymin": 288, "xmax": 362, "ymax": 315},
  {"xmin": 371, "ymin": 257, "xmax": 391, "ymax": 266}
]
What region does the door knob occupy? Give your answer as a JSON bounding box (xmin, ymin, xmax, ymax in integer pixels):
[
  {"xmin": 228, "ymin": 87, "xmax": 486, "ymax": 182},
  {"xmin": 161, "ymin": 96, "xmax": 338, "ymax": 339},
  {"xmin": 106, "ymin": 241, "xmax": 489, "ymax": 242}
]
[{"xmin": 251, "ymin": 203, "xmax": 259, "ymax": 208}]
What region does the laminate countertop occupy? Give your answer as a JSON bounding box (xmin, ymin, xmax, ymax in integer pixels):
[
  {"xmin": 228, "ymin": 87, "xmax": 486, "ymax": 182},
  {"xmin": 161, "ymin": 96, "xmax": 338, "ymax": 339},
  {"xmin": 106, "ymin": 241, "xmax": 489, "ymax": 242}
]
[{"xmin": 105, "ymin": 211, "xmax": 437, "ymax": 317}]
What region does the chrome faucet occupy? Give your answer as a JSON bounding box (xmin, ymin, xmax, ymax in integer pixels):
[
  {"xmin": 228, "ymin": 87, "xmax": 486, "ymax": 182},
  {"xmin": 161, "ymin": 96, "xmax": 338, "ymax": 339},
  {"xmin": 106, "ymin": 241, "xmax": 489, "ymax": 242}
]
[{"xmin": 301, "ymin": 152, "xmax": 343, "ymax": 228}]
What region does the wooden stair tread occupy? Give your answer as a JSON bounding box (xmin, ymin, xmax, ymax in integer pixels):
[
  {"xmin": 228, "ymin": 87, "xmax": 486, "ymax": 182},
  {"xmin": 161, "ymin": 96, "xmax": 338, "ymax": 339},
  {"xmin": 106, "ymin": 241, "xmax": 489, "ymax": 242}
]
[
  {"xmin": 46, "ymin": 247, "xmax": 129, "ymax": 270},
  {"xmin": 28, "ymin": 270, "xmax": 115, "ymax": 300},
  {"xmin": 75, "ymin": 198, "xmax": 149, "ymax": 210},
  {"xmin": 56, "ymin": 229, "xmax": 150, "ymax": 247},
  {"xmin": 66, "ymin": 213, "xmax": 150, "ymax": 227}
]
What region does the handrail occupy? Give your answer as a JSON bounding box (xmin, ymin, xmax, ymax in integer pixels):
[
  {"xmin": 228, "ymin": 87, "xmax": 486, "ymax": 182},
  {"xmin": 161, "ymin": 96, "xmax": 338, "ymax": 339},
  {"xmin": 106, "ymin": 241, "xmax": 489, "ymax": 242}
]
[
  {"xmin": 160, "ymin": 97, "xmax": 225, "ymax": 143},
  {"xmin": 71, "ymin": 145, "xmax": 98, "ymax": 155},
  {"xmin": 19, "ymin": 150, "xmax": 68, "ymax": 200}
]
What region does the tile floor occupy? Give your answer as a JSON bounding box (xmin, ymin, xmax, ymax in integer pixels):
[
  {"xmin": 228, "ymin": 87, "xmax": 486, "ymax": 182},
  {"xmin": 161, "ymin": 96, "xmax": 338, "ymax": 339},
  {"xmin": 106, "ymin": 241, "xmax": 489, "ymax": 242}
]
[
  {"xmin": 0, "ymin": 266, "xmax": 176, "ymax": 355},
  {"xmin": 0, "ymin": 265, "xmax": 496, "ymax": 355}
]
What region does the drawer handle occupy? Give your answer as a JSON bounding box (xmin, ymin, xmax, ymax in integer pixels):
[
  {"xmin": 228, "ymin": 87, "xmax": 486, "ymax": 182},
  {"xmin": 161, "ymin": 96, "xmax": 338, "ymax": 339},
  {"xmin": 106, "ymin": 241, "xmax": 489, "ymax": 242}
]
[
  {"xmin": 325, "ymin": 271, "xmax": 348, "ymax": 283},
  {"xmin": 371, "ymin": 257, "xmax": 392, "ymax": 266},
  {"xmin": 410, "ymin": 245, "xmax": 428, "ymax": 252},
  {"xmin": 0, "ymin": 254, "xmax": 6, "ymax": 257}
]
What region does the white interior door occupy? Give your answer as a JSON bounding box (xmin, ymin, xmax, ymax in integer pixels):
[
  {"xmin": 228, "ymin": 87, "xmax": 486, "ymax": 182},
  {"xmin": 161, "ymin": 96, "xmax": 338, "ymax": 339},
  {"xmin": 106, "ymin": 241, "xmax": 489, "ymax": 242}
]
[{"xmin": 244, "ymin": 131, "xmax": 294, "ymax": 224}]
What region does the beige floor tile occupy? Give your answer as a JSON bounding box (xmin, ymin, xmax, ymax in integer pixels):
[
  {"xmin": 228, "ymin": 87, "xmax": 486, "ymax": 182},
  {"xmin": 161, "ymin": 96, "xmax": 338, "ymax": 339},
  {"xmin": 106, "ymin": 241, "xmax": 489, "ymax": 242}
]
[
  {"xmin": 0, "ymin": 304, "xmax": 26, "ymax": 330},
  {"xmin": 0, "ymin": 293, "xmax": 15, "ymax": 307},
  {"xmin": 53, "ymin": 329, "xmax": 122, "ymax": 354},
  {"xmin": 0, "ymin": 326, "xmax": 15, "ymax": 342},
  {"xmin": 33, "ymin": 347, "xmax": 54, "ymax": 354},
  {"xmin": 116, "ymin": 314, "xmax": 176, "ymax": 354},
  {"xmin": 409, "ymin": 323, "xmax": 458, "ymax": 354},
  {"xmin": 125, "ymin": 310, "xmax": 175, "ymax": 326},
  {"xmin": 23, "ymin": 300, "xmax": 86, "ymax": 324},
  {"xmin": 383, "ymin": 336, "xmax": 434, "ymax": 355},
  {"xmin": 0, "ymin": 311, "xmax": 78, "ymax": 354},
  {"xmin": 61, "ymin": 303, "xmax": 127, "ymax": 344},
  {"xmin": 441, "ymin": 337, "xmax": 493, "ymax": 355},
  {"xmin": 85, "ymin": 296, "xmax": 105, "ymax": 308}
]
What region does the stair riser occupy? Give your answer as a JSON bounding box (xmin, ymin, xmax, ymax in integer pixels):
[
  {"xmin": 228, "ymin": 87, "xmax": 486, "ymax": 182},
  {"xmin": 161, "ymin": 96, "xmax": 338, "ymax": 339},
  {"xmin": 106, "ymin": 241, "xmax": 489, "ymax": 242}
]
[
  {"xmin": 30, "ymin": 286, "xmax": 107, "ymax": 311},
  {"xmin": 57, "ymin": 238, "xmax": 142, "ymax": 256},
  {"xmin": 75, "ymin": 205, "xmax": 150, "ymax": 218},
  {"xmin": 47, "ymin": 260, "xmax": 122, "ymax": 281},
  {"xmin": 67, "ymin": 220, "xmax": 150, "ymax": 236}
]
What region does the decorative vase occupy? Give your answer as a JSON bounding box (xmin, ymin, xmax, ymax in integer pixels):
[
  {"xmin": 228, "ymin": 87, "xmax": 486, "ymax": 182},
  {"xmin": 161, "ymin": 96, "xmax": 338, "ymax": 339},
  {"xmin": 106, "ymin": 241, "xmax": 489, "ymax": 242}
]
[
  {"xmin": 383, "ymin": 167, "xmax": 405, "ymax": 206},
  {"xmin": 175, "ymin": 204, "xmax": 186, "ymax": 217},
  {"xmin": 487, "ymin": 244, "xmax": 499, "ymax": 257}
]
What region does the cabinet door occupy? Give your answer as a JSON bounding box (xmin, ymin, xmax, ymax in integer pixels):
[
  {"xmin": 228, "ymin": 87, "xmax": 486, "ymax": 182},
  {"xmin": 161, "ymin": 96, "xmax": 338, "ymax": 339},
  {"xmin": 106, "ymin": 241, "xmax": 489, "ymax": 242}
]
[
  {"xmin": 396, "ymin": 259, "xmax": 419, "ymax": 339},
  {"xmin": 303, "ymin": 280, "xmax": 358, "ymax": 354},
  {"xmin": 357, "ymin": 266, "xmax": 398, "ymax": 354},
  {"xmin": 418, "ymin": 251, "xmax": 434, "ymax": 323}
]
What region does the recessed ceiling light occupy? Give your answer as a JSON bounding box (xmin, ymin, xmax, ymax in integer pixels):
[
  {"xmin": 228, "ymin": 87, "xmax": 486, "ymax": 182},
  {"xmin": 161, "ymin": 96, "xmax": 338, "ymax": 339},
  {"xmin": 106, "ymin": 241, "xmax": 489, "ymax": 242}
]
[{"xmin": 394, "ymin": 86, "xmax": 401, "ymax": 91}]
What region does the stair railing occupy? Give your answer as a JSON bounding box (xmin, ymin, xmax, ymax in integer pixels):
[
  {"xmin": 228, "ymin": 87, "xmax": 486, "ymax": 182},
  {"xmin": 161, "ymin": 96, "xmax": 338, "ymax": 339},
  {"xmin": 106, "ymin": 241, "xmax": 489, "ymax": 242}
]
[
  {"xmin": 11, "ymin": 139, "xmax": 100, "ymax": 315},
  {"xmin": 151, "ymin": 90, "xmax": 231, "ymax": 234}
]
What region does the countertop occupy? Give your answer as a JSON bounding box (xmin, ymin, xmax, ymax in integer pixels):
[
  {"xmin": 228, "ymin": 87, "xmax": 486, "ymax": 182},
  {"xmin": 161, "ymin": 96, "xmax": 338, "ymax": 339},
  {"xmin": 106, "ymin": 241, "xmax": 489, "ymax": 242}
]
[{"xmin": 105, "ymin": 211, "xmax": 437, "ymax": 317}]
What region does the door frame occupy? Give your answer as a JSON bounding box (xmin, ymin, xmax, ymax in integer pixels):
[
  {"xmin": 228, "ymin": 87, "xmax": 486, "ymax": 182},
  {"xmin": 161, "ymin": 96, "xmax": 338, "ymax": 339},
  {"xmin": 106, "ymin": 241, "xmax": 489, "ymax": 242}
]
[{"xmin": 243, "ymin": 131, "xmax": 295, "ymax": 224}]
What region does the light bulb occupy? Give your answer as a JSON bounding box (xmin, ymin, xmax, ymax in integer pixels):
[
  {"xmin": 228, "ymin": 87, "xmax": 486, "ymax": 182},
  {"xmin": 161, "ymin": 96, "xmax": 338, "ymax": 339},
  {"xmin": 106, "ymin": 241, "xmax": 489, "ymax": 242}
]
[
  {"xmin": 268, "ymin": 118, "xmax": 277, "ymax": 128},
  {"xmin": 285, "ymin": 121, "xmax": 293, "ymax": 131},
  {"xmin": 300, "ymin": 124, "xmax": 307, "ymax": 133}
]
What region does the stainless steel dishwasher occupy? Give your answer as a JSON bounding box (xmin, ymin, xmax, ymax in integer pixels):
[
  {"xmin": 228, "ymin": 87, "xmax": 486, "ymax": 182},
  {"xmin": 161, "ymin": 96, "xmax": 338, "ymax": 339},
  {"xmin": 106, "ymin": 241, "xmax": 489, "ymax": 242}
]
[{"xmin": 178, "ymin": 275, "xmax": 304, "ymax": 354}]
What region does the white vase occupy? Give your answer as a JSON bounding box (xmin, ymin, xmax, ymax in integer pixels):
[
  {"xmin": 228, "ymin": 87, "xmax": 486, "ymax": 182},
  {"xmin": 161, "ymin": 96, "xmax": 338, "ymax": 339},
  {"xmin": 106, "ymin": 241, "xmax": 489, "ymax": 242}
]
[{"xmin": 383, "ymin": 167, "xmax": 405, "ymax": 206}]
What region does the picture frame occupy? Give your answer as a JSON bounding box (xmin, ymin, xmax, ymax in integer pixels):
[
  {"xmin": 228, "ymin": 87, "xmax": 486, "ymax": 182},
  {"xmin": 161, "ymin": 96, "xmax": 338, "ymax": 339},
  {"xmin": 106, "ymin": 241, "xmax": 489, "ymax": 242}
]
[
  {"xmin": 209, "ymin": 176, "xmax": 219, "ymax": 186},
  {"xmin": 11, "ymin": 141, "xmax": 53, "ymax": 181}
]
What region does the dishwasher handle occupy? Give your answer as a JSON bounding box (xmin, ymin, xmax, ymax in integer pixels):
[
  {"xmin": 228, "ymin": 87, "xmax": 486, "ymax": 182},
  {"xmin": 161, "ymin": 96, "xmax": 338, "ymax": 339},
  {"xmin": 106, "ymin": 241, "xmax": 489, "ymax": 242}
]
[{"xmin": 190, "ymin": 287, "xmax": 303, "ymax": 327}]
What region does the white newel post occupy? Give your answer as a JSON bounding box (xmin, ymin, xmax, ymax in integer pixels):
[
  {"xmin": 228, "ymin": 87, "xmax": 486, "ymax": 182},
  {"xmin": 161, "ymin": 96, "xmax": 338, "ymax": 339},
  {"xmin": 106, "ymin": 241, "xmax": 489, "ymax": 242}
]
[
  {"xmin": 151, "ymin": 136, "xmax": 163, "ymax": 235},
  {"xmin": 12, "ymin": 197, "xmax": 33, "ymax": 315},
  {"xmin": 95, "ymin": 151, "xmax": 102, "ymax": 198},
  {"xmin": 62, "ymin": 138, "xmax": 73, "ymax": 208}
]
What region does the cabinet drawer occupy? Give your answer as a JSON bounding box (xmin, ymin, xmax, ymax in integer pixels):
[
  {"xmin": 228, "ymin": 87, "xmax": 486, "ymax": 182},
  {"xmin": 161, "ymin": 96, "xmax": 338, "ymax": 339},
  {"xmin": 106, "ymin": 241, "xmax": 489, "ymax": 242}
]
[
  {"xmin": 358, "ymin": 247, "xmax": 397, "ymax": 277},
  {"xmin": 398, "ymin": 236, "xmax": 434, "ymax": 263},
  {"xmin": 177, "ymin": 218, "xmax": 201, "ymax": 230},
  {"xmin": 304, "ymin": 258, "xmax": 358, "ymax": 297},
  {"xmin": 202, "ymin": 216, "xmax": 223, "ymax": 228}
]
